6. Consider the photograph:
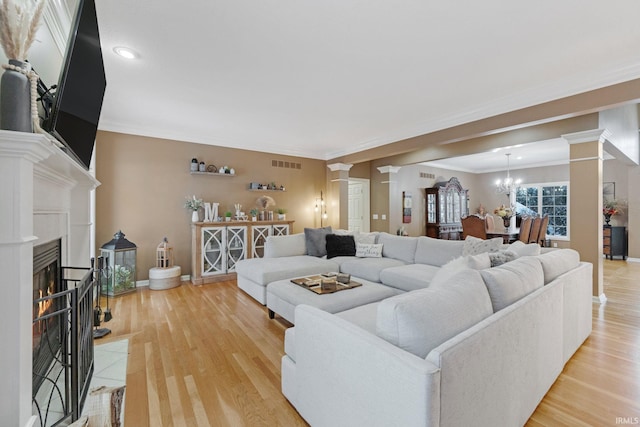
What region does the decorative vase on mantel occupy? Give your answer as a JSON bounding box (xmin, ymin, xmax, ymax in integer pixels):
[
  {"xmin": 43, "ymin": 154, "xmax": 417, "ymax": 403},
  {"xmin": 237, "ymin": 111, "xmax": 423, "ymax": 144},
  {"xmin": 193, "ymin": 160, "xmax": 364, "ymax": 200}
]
[
  {"xmin": 0, "ymin": 59, "xmax": 33, "ymax": 132},
  {"xmin": 191, "ymin": 210, "xmax": 199, "ymax": 222},
  {"xmin": 604, "ymin": 213, "xmax": 612, "ymax": 226}
]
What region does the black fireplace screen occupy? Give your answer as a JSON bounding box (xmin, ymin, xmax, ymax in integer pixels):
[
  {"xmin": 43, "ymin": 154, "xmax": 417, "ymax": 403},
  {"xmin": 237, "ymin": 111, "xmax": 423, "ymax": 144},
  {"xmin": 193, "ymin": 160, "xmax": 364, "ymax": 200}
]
[{"xmin": 32, "ymin": 240, "xmax": 95, "ymax": 426}]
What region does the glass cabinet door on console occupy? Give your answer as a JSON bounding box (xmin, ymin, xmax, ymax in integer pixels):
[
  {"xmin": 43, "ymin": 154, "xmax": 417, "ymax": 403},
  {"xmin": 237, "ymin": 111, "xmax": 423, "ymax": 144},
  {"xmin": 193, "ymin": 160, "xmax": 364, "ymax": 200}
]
[
  {"xmin": 202, "ymin": 227, "xmax": 225, "ymax": 275},
  {"xmin": 226, "ymin": 226, "xmax": 247, "ymax": 271},
  {"xmin": 425, "ymin": 177, "xmax": 469, "ymax": 240},
  {"xmin": 251, "ymin": 223, "xmax": 290, "ymax": 258}
]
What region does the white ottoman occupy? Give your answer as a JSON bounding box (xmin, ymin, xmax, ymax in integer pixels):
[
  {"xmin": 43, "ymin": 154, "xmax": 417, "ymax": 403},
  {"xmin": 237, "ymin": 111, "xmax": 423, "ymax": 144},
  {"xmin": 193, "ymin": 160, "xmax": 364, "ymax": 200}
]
[
  {"xmin": 149, "ymin": 266, "xmax": 181, "ymax": 290},
  {"xmin": 266, "ymin": 277, "xmax": 402, "ymax": 324}
]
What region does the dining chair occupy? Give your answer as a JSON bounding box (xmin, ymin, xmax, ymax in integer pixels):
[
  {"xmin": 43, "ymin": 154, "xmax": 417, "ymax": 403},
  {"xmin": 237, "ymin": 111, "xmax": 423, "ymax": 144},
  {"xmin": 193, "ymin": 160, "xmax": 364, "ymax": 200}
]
[
  {"xmin": 484, "ymin": 214, "xmax": 496, "ymax": 233},
  {"xmin": 537, "ymin": 214, "xmax": 550, "ymax": 246},
  {"xmin": 462, "ymin": 215, "xmax": 487, "ymax": 239},
  {"xmin": 518, "ymin": 217, "xmax": 532, "ymax": 243},
  {"xmin": 528, "ymin": 216, "xmax": 543, "ymax": 244}
]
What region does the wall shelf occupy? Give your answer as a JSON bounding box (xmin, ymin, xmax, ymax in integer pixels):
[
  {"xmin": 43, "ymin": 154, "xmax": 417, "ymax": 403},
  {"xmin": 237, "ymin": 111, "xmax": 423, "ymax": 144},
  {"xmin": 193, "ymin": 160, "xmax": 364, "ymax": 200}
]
[
  {"xmin": 248, "ymin": 188, "xmax": 286, "ymax": 192},
  {"xmin": 190, "ymin": 171, "xmax": 236, "ymax": 177}
]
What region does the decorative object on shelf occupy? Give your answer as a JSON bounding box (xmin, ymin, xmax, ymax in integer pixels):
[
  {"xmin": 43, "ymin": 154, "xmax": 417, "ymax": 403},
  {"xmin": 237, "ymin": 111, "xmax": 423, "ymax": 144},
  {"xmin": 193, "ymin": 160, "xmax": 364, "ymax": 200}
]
[
  {"xmin": 191, "ymin": 158, "xmax": 198, "ymax": 171},
  {"xmin": 230, "ymin": 168, "xmax": 235, "ymax": 175},
  {"xmin": 268, "ymin": 210, "xmax": 274, "ymax": 221},
  {"xmin": 225, "ymin": 211, "xmax": 233, "ymax": 221},
  {"xmin": 495, "ymin": 153, "xmax": 521, "ymax": 196},
  {"xmin": 99, "ymin": 230, "xmax": 137, "ymax": 296},
  {"xmin": 199, "ymin": 161, "xmax": 206, "ymax": 172},
  {"xmin": 277, "ymin": 208, "xmax": 287, "ymax": 220},
  {"xmin": 603, "ymin": 199, "xmax": 622, "ymax": 226},
  {"xmin": 0, "ymin": 0, "xmax": 45, "ymax": 132},
  {"xmin": 234, "ymin": 203, "xmax": 247, "ymax": 220},
  {"xmin": 206, "ymin": 164, "xmax": 217, "ymax": 173},
  {"xmin": 315, "ymin": 191, "xmax": 328, "ymax": 227},
  {"xmin": 184, "ymin": 195, "xmax": 203, "ymax": 222},
  {"xmin": 250, "ymin": 208, "xmax": 259, "ymax": 221},
  {"xmin": 494, "ymin": 204, "xmax": 514, "ymax": 229},
  {"xmin": 249, "ymin": 182, "xmax": 260, "ymax": 189},
  {"xmin": 256, "ymin": 195, "xmax": 276, "ymax": 220}
]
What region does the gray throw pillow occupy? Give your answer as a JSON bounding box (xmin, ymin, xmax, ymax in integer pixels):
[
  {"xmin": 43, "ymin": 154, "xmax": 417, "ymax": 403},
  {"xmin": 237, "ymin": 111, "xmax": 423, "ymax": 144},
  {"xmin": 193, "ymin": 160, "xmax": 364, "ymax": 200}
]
[{"xmin": 304, "ymin": 226, "xmax": 333, "ymax": 257}]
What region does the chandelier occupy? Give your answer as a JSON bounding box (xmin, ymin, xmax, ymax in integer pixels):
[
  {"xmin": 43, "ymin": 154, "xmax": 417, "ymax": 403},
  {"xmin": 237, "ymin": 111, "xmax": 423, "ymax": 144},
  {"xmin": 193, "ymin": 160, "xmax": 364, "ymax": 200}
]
[{"xmin": 495, "ymin": 153, "xmax": 521, "ymax": 196}]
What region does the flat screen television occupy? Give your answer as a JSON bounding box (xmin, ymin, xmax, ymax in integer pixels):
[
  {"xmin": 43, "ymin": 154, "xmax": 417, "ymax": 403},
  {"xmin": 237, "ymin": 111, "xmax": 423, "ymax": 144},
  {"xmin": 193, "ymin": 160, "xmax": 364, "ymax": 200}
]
[{"xmin": 42, "ymin": 0, "xmax": 106, "ymax": 170}]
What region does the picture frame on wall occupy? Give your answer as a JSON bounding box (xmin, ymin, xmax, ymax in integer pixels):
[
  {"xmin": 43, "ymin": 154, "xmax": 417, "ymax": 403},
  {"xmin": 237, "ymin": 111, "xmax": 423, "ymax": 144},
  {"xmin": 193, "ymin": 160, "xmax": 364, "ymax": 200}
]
[
  {"xmin": 402, "ymin": 191, "xmax": 412, "ymax": 223},
  {"xmin": 603, "ymin": 182, "xmax": 615, "ymax": 202}
]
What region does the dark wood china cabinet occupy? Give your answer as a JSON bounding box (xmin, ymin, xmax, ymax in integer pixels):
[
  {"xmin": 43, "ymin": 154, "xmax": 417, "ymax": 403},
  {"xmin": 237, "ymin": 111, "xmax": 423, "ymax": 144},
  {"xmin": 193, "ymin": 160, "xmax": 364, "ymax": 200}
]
[{"xmin": 425, "ymin": 177, "xmax": 469, "ymax": 240}]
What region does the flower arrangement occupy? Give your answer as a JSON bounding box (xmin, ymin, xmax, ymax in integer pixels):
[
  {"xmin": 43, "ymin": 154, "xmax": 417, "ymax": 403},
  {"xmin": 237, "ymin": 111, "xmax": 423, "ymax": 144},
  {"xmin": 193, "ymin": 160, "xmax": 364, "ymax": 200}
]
[
  {"xmin": 493, "ymin": 204, "xmax": 514, "ymax": 219},
  {"xmin": 603, "ymin": 200, "xmax": 621, "ymax": 216},
  {"xmin": 184, "ymin": 195, "xmax": 203, "ymax": 211},
  {"xmin": 256, "ymin": 195, "xmax": 275, "ymax": 210}
]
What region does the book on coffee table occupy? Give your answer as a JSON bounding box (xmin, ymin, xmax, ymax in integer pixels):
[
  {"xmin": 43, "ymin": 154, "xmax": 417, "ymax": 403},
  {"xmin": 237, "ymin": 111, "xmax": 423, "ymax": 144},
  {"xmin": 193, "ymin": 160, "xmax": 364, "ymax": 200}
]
[{"xmin": 290, "ymin": 275, "xmax": 362, "ymax": 294}]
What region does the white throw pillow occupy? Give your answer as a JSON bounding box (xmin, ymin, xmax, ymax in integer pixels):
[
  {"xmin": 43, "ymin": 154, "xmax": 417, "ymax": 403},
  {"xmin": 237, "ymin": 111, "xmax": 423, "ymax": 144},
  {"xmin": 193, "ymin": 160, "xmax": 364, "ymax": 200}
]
[
  {"xmin": 354, "ymin": 231, "xmax": 378, "ymax": 245},
  {"xmin": 462, "ymin": 236, "xmax": 503, "ymax": 256},
  {"xmin": 507, "ymin": 240, "xmax": 541, "ymax": 257},
  {"xmin": 355, "ymin": 243, "xmax": 383, "ymax": 258},
  {"xmin": 430, "ymin": 253, "xmax": 491, "ymax": 286}
]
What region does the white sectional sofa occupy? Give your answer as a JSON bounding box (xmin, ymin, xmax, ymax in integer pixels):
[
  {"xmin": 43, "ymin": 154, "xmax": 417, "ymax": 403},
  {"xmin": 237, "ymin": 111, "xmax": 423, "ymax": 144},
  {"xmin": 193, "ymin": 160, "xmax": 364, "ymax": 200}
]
[{"xmin": 235, "ymin": 230, "xmax": 593, "ymax": 426}]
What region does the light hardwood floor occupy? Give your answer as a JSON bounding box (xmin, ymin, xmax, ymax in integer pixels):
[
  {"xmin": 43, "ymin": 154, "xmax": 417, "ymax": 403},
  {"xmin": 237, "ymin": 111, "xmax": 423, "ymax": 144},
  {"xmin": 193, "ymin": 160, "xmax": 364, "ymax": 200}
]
[{"xmin": 99, "ymin": 259, "xmax": 640, "ymax": 426}]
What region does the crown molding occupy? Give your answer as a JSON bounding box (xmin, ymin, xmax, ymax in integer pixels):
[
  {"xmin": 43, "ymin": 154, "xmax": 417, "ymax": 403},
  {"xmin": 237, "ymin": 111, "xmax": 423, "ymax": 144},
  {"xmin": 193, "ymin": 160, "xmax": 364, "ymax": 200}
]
[
  {"xmin": 327, "ymin": 163, "xmax": 353, "ymax": 172},
  {"xmin": 42, "ymin": 0, "xmax": 74, "ymax": 56},
  {"xmin": 377, "ymin": 165, "xmax": 401, "ymax": 174}
]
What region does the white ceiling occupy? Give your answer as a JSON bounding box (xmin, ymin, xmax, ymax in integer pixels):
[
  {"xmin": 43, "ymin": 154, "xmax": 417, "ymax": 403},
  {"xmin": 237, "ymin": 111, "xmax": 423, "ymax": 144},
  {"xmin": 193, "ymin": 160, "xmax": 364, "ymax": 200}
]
[{"xmin": 93, "ymin": 1, "xmax": 640, "ymax": 161}]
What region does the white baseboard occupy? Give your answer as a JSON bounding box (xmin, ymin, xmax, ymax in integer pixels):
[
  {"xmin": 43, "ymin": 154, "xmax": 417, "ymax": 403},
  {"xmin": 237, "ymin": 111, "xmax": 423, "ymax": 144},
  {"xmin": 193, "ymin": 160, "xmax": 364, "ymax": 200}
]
[{"xmin": 593, "ymin": 293, "xmax": 607, "ymax": 304}]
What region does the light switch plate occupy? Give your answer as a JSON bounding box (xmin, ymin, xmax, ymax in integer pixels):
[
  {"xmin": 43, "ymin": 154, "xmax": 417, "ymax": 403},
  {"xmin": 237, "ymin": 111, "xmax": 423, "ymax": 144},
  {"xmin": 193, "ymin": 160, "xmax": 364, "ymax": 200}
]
[{"xmin": 373, "ymin": 214, "xmax": 379, "ymax": 220}]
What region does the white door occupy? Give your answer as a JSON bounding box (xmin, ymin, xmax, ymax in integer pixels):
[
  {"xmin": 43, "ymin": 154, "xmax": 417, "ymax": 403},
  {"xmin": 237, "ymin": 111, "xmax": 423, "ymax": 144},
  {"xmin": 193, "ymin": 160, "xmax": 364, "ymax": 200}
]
[{"xmin": 348, "ymin": 179, "xmax": 370, "ymax": 232}]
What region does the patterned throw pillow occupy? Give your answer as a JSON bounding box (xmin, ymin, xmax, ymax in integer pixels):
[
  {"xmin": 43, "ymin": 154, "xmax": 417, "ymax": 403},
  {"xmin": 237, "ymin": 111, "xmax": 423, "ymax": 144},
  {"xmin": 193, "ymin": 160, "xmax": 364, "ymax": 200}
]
[
  {"xmin": 355, "ymin": 243, "xmax": 383, "ymax": 258},
  {"xmin": 462, "ymin": 236, "xmax": 503, "ymax": 256},
  {"xmin": 488, "ymin": 250, "xmax": 519, "ymax": 267}
]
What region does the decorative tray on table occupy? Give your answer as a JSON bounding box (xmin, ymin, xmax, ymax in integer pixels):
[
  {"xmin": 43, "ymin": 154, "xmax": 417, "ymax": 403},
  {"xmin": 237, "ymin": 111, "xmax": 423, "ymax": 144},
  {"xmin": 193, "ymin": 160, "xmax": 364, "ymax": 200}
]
[{"xmin": 290, "ymin": 273, "xmax": 361, "ymax": 294}]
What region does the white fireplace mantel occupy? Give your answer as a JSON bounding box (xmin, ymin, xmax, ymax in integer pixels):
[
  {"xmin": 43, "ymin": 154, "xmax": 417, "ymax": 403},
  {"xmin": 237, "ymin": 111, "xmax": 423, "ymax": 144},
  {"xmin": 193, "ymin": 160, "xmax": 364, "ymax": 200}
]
[{"xmin": 0, "ymin": 130, "xmax": 99, "ymax": 427}]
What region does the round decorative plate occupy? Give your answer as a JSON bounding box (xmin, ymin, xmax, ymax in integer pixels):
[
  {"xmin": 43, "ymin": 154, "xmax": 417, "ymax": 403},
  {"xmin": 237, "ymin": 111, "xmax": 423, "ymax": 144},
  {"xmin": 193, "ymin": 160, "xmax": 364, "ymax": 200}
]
[{"xmin": 206, "ymin": 164, "xmax": 217, "ymax": 173}]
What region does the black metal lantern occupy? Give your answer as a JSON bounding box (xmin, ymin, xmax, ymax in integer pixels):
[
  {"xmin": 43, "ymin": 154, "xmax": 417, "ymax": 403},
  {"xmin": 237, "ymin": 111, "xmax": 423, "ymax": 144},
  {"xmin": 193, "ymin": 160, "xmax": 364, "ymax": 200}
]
[{"xmin": 100, "ymin": 230, "xmax": 137, "ymax": 296}]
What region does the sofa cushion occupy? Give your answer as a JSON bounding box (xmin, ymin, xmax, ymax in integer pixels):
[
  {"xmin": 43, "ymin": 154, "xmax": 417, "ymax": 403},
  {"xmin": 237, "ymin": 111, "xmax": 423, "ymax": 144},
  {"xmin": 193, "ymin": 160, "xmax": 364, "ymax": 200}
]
[
  {"xmin": 264, "ymin": 233, "xmax": 306, "ymax": 258},
  {"xmin": 508, "ymin": 240, "xmax": 541, "ymax": 257},
  {"xmin": 355, "ymin": 243, "xmax": 383, "ymax": 258},
  {"xmin": 377, "ymin": 233, "xmax": 418, "ymax": 263},
  {"xmin": 335, "ymin": 302, "xmax": 380, "ymax": 334},
  {"xmin": 235, "ymin": 256, "xmax": 339, "ymax": 285},
  {"xmin": 379, "ymin": 263, "xmax": 440, "ymax": 292},
  {"xmin": 480, "ymin": 256, "xmax": 544, "ymax": 312},
  {"xmin": 536, "ymin": 249, "xmax": 580, "ymax": 284},
  {"xmin": 414, "ymin": 237, "xmax": 465, "ymax": 267},
  {"xmin": 340, "ymin": 257, "xmax": 406, "ymax": 283},
  {"xmin": 326, "ymin": 234, "xmax": 356, "ymax": 259},
  {"xmin": 462, "ymin": 236, "xmax": 503, "ymax": 256},
  {"xmin": 430, "ymin": 253, "xmax": 491, "ymax": 286},
  {"xmin": 304, "ymin": 226, "xmax": 333, "ymax": 257},
  {"xmin": 376, "ymin": 269, "xmax": 493, "ymax": 358}
]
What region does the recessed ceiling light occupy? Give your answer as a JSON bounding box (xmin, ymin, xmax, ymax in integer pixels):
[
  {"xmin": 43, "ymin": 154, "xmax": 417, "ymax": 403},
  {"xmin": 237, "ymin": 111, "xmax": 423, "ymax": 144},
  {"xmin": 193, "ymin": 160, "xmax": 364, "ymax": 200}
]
[{"xmin": 113, "ymin": 46, "xmax": 139, "ymax": 59}]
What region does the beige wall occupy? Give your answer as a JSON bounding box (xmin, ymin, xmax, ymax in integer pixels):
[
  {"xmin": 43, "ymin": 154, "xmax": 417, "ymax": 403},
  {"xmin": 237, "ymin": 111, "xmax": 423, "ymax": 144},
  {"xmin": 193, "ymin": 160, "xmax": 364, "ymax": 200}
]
[{"xmin": 95, "ymin": 131, "xmax": 327, "ymax": 280}]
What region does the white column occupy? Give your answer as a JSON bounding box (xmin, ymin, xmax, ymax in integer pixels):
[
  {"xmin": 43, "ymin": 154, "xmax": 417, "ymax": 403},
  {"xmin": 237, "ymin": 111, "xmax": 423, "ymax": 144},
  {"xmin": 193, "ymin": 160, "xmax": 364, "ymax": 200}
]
[{"xmin": 0, "ymin": 131, "xmax": 51, "ymax": 427}]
